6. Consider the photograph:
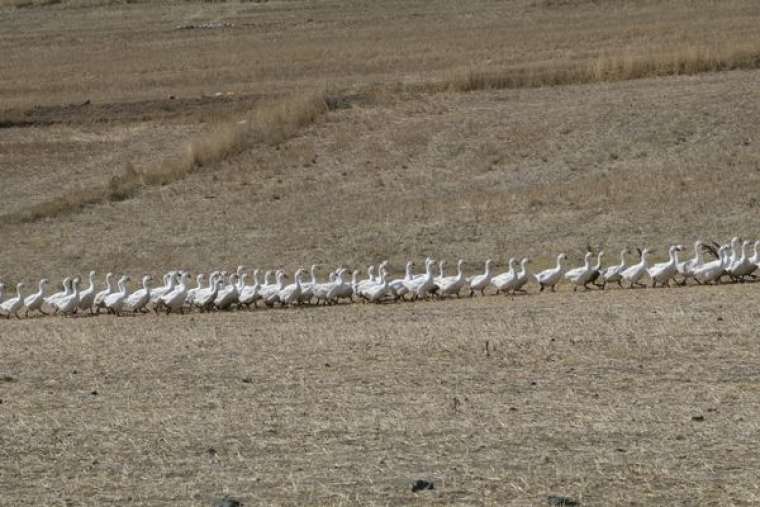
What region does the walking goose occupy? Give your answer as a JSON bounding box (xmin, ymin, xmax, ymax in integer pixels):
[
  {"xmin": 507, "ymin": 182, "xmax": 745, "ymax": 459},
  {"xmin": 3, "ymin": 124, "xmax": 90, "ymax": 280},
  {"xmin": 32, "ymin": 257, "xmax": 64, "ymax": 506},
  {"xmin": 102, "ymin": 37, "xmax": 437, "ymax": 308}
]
[
  {"xmin": 564, "ymin": 252, "xmax": 596, "ymax": 291},
  {"xmin": 536, "ymin": 254, "xmax": 567, "ymax": 292},
  {"xmin": 648, "ymin": 245, "xmax": 682, "ymax": 288},
  {"xmin": 124, "ymin": 276, "xmax": 153, "ymax": 313},
  {"xmin": 53, "ymin": 278, "xmax": 80, "ymax": 316},
  {"xmin": 491, "ymin": 258, "xmax": 518, "ymax": 294},
  {"xmin": 104, "ymin": 276, "xmax": 130, "ymax": 315},
  {"xmin": 467, "ymin": 259, "xmax": 494, "ymax": 296},
  {"xmin": 601, "ymin": 249, "xmax": 628, "ymax": 288},
  {"xmin": 621, "ymin": 249, "xmax": 650, "ymax": 288},
  {"xmin": 23, "ymin": 279, "xmax": 49, "ymax": 317},
  {"xmin": 0, "ymin": 282, "xmax": 25, "ymax": 319}
]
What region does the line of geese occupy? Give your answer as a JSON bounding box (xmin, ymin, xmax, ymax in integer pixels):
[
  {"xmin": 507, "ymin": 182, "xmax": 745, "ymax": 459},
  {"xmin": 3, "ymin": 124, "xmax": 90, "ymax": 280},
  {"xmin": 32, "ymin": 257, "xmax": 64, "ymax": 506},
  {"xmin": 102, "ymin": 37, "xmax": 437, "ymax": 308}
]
[{"xmin": 1, "ymin": 238, "xmax": 758, "ymax": 319}]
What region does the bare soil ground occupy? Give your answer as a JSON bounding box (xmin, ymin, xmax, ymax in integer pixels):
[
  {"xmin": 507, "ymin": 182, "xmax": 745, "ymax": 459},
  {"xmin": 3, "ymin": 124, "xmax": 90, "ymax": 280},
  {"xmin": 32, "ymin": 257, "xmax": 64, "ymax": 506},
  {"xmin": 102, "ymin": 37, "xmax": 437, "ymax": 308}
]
[
  {"xmin": 3, "ymin": 285, "xmax": 760, "ymax": 505},
  {"xmin": 2, "ymin": 0, "xmax": 760, "ymax": 505}
]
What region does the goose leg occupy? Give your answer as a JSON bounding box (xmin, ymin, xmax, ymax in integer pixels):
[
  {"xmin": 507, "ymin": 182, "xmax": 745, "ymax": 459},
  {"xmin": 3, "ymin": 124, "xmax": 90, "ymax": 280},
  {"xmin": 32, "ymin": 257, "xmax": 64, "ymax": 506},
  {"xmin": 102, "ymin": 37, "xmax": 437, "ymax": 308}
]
[{"xmin": 539, "ymin": 284, "xmax": 545, "ymax": 292}]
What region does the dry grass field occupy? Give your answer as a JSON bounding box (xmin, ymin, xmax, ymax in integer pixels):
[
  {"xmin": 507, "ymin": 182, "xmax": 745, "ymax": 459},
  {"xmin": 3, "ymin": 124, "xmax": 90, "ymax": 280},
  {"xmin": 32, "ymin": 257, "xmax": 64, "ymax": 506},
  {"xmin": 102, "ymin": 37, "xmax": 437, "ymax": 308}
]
[{"xmin": 2, "ymin": 0, "xmax": 760, "ymax": 504}]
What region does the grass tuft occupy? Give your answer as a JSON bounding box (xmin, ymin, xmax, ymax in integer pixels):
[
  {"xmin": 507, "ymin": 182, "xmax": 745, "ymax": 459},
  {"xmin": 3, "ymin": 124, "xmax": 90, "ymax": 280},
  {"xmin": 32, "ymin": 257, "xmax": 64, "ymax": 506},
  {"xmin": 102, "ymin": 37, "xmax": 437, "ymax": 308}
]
[
  {"xmin": 438, "ymin": 43, "xmax": 760, "ymax": 94},
  {"xmin": 3, "ymin": 92, "xmax": 329, "ymax": 224}
]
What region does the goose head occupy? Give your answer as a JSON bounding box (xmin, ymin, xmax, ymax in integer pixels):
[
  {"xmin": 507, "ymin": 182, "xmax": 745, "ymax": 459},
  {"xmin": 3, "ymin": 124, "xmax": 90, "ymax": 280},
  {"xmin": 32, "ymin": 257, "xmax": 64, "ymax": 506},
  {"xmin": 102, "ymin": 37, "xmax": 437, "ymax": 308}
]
[
  {"xmin": 507, "ymin": 258, "xmax": 516, "ymax": 271},
  {"xmin": 39, "ymin": 279, "xmax": 49, "ymax": 291},
  {"xmin": 583, "ymin": 251, "xmax": 593, "ymax": 267},
  {"xmin": 236, "ymin": 265, "xmax": 246, "ymax": 277},
  {"xmin": 142, "ymin": 275, "xmax": 152, "ymax": 288}
]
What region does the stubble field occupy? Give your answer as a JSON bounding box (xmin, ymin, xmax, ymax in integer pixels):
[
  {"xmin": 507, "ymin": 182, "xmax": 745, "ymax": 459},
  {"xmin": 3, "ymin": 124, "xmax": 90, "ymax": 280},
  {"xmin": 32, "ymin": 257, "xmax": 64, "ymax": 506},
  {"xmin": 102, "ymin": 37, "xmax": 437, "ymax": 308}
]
[{"xmin": 2, "ymin": 0, "xmax": 760, "ymax": 505}]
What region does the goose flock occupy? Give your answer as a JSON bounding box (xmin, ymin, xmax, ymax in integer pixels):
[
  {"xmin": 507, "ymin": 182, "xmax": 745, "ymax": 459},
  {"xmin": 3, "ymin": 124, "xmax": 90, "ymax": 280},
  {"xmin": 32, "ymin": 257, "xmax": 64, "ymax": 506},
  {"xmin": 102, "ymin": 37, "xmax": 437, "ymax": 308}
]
[{"xmin": 1, "ymin": 238, "xmax": 758, "ymax": 319}]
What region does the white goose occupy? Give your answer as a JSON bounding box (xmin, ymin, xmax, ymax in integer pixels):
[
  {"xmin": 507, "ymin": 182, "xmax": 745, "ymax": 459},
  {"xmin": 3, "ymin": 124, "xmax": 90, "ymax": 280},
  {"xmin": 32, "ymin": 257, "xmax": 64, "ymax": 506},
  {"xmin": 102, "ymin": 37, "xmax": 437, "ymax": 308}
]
[
  {"xmin": 93, "ymin": 273, "xmax": 116, "ymax": 312},
  {"xmin": 693, "ymin": 245, "xmax": 730, "ymax": 284},
  {"xmin": 195, "ymin": 279, "xmax": 222, "ymax": 311},
  {"xmin": 512, "ymin": 258, "xmax": 535, "ymax": 293},
  {"xmin": 491, "ymin": 258, "xmax": 518, "ymax": 294},
  {"xmin": 159, "ymin": 272, "xmax": 191, "ymax": 314},
  {"xmin": 238, "ymin": 269, "xmax": 261, "ymax": 308},
  {"xmin": 1, "ymin": 282, "xmax": 25, "ymax": 319},
  {"xmin": 77, "ymin": 271, "xmax": 97, "ymax": 313},
  {"xmin": 53, "ymin": 278, "xmax": 80, "ymax": 316},
  {"xmin": 729, "ymin": 240, "xmax": 757, "ymax": 279},
  {"xmin": 364, "ymin": 269, "xmax": 389, "ymax": 303},
  {"xmin": 467, "ymin": 259, "xmax": 494, "ymax": 296},
  {"xmin": 356, "ymin": 265, "xmax": 376, "ymax": 294},
  {"xmin": 192, "ymin": 272, "xmax": 220, "ymax": 305},
  {"xmin": 728, "ymin": 236, "xmax": 741, "ymax": 267},
  {"xmin": 280, "ymin": 269, "xmax": 305, "ymax": 306},
  {"xmin": 215, "ymin": 274, "xmax": 240, "ymax": 310},
  {"xmin": 23, "ymin": 279, "xmax": 49, "ymax": 317},
  {"xmin": 536, "ymin": 253, "xmax": 567, "ymax": 292},
  {"xmin": 185, "ymin": 273, "xmax": 206, "ymax": 305},
  {"xmin": 749, "ymin": 240, "xmax": 760, "ymax": 269},
  {"xmin": 45, "ymin": 277, "xmax": 72, "ymax": 308},
  {"xmin": 104, "ymin": 276, "xmax": 130, "ymax": 315},
  {"xmin": 676, "ymin": 240, "xmax": 704, "ymax": 285},
  {"xmin": 312, "ymin": 271, "xmax": 337, "ymax": 305},
  {"xmin": 124, "ymin": 275, "xmax": 153, "ymax": 313},
  {"xmin": 331, "ymin": 269, "xmax": 355, "ymax": 302},
  {"xmin": 648, "ymin": 245, "xmax": 682, "ymax": 288},
  {"xmin": 621, "ymin": 249, "xmax": 650, "ymax": 288},
  {"xmin": 389, "ymin": 261, "xmax": 414, "ymax": 298},
  {"xmin": 299, "ymin": 264, "xmax": 318, "ymax": 303},
  {"xmin": 404, "ymin": 258, "xmax": 436, "ymax": 300},
  {"xmin": 150, "ymin": 271, "xmax": 177, "ymax": 304},
  {"xmin": 434, "ymin": 260, "xmax": 447, "ymax": 284},
  {"xmin": 324, "ymin": 269, "xmax": 348, "ymax": 304},
  {"xmin": 262, "ymin": 271, "xmax": 287, "ymax": 306},
  {"xmin": 436, "ymin": 259, "xmax": 466, "ymax": 297},
  {"xmin": 601, "ymin": 249, "xmax": 628, "ymax": 289},
  {"xmin": 564, "ymin": 252, "xmax": 596, "ymax": 291}
]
